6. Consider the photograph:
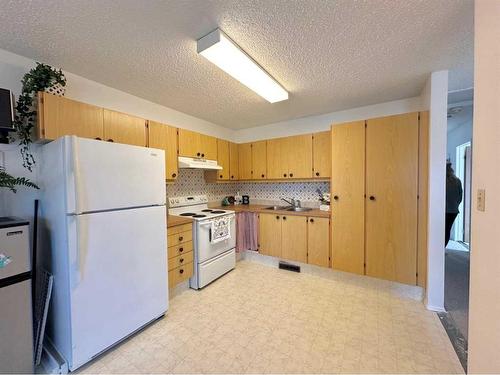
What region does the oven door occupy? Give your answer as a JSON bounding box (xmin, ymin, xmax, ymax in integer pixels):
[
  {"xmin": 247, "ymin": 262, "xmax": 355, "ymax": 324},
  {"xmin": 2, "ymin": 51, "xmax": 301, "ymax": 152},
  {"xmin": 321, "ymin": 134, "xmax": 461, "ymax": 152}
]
[{"xmin": 195, "ymin": 214, "xmax": 236, "ymax": 263}]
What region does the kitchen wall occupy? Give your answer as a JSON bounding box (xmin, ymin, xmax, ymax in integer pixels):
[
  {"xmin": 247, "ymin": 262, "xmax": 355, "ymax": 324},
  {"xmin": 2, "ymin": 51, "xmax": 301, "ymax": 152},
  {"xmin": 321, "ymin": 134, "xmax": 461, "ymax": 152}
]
[
  {"xmin": 468, "ymin": 0, "xmax": 500, "ymax": 372},
  {"xmin": 167, "ymin": 169, "xmax": 329, "ymax": 206}
]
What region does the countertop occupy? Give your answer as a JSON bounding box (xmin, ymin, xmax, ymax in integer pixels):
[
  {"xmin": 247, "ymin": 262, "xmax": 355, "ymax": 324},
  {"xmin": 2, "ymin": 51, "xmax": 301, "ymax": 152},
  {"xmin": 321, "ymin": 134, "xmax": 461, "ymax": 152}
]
[
  {"xmin": 167, "ymin": 215, "xmax": 193, "ymax": 228},
  {"xmin": 209, "ymin": 204, "xmax": 331, "ymax": 218}
]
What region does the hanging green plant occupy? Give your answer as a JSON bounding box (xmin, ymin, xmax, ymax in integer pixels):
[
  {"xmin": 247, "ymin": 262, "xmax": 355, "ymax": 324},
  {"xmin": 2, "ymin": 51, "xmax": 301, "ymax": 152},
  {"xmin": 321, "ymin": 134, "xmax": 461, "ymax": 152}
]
[
  {"xmin": 0, "ymin": 166, "xmax": 39, "ymax": 193},
  {"xmin": 12, "ymin": 62, "xmax": 66, "ymax": 171}
]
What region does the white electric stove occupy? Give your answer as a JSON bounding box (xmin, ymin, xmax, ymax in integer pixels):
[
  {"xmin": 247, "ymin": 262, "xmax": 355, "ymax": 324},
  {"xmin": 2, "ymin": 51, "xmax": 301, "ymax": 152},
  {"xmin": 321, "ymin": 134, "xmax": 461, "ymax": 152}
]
[{"xmin": 168, "ymin": 195, "xmax": 236, "ymax": 289}]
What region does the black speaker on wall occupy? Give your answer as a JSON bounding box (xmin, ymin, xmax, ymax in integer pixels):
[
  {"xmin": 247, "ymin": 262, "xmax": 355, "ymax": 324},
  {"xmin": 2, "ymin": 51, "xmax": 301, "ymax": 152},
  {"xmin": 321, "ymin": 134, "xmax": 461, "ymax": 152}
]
[{"xmin": 0, "ymin": 88, "xmax": 15, "ymax": 144}]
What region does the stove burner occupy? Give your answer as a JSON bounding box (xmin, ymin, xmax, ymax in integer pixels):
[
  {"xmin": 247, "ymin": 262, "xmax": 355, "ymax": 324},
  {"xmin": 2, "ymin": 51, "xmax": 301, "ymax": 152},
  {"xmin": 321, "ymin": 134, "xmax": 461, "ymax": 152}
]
[
  {"xmin": 211, "ymin": 210, "xmax": 226, "ymax": 214},
  {"xmin": 179, "ymin": 213, "xmax": 196, "ymax": 216},
  {"xmin": 192, "ymin": 214, "xmax": 207, "ymax": 218},
  {"xmin": 201, "ymin": 209, "xmax": 213, "ymax": 212}
]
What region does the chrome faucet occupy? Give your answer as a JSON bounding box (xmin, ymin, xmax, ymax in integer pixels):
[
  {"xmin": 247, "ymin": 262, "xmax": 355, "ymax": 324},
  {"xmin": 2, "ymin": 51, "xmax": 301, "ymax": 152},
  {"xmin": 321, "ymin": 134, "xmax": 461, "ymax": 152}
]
[{"xmin": 281, "ymin": 198, "xmax": 301, "ymax": 208}]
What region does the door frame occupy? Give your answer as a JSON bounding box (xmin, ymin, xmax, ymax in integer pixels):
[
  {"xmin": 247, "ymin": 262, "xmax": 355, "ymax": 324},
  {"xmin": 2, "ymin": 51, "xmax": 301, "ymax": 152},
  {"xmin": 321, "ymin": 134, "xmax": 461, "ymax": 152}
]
[{"xmin": 454, "ymin": 141, "xmax": 471, "ymax": 244}]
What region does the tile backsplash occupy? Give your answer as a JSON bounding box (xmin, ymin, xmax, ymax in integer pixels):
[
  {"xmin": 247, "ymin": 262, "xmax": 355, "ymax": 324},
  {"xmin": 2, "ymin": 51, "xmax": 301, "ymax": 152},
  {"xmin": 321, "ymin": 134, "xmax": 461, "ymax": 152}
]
[{"xmin": 167, "ymin": 169, "xmax": 330, "ymax": 205}]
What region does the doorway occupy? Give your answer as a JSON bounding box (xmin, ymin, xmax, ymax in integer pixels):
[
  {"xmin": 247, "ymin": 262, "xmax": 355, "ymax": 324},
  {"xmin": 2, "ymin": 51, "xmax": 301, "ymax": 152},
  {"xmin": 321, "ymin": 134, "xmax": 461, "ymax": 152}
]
[{"xmin": 453, "ymin": 141, "xmax": 472, "ymax": 247}]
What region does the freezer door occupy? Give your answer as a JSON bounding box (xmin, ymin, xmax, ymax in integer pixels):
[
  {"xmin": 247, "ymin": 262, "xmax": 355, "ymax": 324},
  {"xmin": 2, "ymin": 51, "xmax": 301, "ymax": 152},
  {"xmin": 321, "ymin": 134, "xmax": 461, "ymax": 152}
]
[
  {"xmin": 64, "ymin": 136, "xmax": 166, "ymax": 214},
  {"xmin": 66, "ymin": 206, "xmax": 167, "ymax": 370}
]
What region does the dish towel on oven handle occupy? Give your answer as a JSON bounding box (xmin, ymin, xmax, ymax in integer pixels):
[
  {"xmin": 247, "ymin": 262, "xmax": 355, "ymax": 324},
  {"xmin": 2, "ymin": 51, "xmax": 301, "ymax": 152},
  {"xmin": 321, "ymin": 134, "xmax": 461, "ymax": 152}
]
[{"xmin": 211, "ymin": 216, "xmax": 231, "ymax": 243}]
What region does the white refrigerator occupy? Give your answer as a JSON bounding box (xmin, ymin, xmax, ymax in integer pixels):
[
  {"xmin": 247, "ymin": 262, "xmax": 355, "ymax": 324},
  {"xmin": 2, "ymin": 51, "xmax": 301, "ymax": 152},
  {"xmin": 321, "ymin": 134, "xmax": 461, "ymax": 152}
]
[{"xmin": 39, "ymin": 136, "xmax": 168, "ymax": 371}]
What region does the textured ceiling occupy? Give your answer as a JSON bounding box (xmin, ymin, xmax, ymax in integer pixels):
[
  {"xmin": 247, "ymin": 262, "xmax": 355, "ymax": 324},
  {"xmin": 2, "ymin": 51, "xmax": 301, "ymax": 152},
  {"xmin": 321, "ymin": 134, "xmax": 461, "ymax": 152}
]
[{"xmin": 0, "ymin": 0, "xmax": 473, "ymax": 129}]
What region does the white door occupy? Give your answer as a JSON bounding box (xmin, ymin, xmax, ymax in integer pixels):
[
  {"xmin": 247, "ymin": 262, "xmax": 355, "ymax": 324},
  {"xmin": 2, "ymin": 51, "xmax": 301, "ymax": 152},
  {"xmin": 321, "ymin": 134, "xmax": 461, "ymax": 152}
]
[
  {"xmin": 64, "ymin": 136, "xmax": 166, "ymax": 214},
  {"xmin": 67, "ymin": 205, "xmax": 167, "ymax": 370}
]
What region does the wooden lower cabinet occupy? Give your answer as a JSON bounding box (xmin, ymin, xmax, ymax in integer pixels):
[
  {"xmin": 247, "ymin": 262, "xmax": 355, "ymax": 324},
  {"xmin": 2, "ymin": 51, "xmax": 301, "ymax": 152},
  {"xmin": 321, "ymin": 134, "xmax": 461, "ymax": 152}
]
[
  {"xmin": 258, "ymin": 213, "xmax": 329, "ymax": 267},
  {"xmin": 167, "ymin": 223, "xmax": 194, "ymax": 289},
  {"xmin": 307, "ymin": 217, "xmax": 330, "ymax": 267},
  {"xmin": 281, "ymin": 215, "xmax": 307, "ymax": 263},
  {"xmin": 258, "ymin": 213, "xmax": 282, "ymax": 257}
]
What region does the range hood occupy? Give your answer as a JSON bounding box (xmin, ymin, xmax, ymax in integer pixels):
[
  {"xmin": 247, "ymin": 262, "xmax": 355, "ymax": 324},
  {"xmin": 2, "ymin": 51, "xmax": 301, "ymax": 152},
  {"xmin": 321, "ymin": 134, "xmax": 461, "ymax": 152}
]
[{"xmin": 178, "ymin": 156, "xmax": 222, "ymax": 170}]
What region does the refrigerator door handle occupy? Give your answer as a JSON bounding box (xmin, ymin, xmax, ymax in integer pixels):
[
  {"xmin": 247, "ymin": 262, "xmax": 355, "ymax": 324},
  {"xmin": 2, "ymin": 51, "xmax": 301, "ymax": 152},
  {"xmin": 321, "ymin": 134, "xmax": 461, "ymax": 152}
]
[{"xmin": 71, "ymin": 136, "xmax": 84, "ymax": 215}]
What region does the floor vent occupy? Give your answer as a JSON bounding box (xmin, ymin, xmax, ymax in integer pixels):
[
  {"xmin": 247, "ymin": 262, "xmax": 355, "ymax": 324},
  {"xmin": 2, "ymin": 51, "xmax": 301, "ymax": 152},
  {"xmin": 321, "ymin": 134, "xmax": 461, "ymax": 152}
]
[{"xmin": 279, "ymin": 261, "xmax": 300, "ymax": 273}]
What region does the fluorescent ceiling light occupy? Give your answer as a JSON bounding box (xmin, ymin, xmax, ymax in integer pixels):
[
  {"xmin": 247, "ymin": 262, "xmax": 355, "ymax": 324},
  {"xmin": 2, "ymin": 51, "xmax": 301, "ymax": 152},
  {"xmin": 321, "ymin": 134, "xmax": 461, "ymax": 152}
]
[{"xmin": 197, "ymin": 28, "xmax": 289, "ymax": 103}]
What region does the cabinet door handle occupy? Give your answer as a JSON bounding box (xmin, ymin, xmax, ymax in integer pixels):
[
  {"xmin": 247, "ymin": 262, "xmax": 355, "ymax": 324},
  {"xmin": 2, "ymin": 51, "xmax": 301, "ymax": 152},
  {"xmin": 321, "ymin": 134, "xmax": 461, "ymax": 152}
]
[
  {"xmin": 179, "ymin": 247, "xmax": 184, "ymax": 253},
  {"xmin": 261, "ymin": 174, "xmax": 265, "ymax": 178},
  {"xmin": 315, "ymin": 172, "xmax": 320, "ymax": 176},
  {"xmin": 197, "ymin": 152, "xmax": 201, "ymax": 156},
  {"xmin": 283, "ymin": 173, "xmax": 287, "ymax": 177},
  {"xmin": 220, "ymin": 174, "xmax": 223, "ymax": 178},
  {"xmin": 333, "ymin": 195, "xmax": 339, "ymax": 201},
  {"xmin": 179, "ymin": 269, "xmax": 184, "ymax": 274},
  {"xmin": 178, "ymin": 236, "xmax": 183, "ymax": 241},
  {"xmin": 179, "ymin": 258, "xmax": 184, "ymax": 263},
  {"xmin": 282, "ymin": 216, "xmax": 286, "ymax": 220},
  {"xmin": 95, "ymin": 137, "xmax": 102, "ymax": 141},
  {"xmin": 289, "ymin": 173, "xmax": 293, "ymax": 177},
  {"xmin": 231, "ymin": 175, "xmax": 234, "ymax": 179},
  {"xmin": 276, "ymin": 215, "xmax": 280, "ymax": 220},
  {"xmin": 107, "ymin": 139, "xmax": 114, "ymax": 142},
  {"xmin": 310, "ymin": 218, "xmax": 314, "ymax": 223},
  {"xmin": 172, "ymin": 173, "xmax": 177, "ymax": 178},
  {"xmin": 201, "ymin": 153, "xmax": 205, "ymax": 157},
  {"xmin": 369, "ymin": 196, "xmax": 376, "ymax": 201}
]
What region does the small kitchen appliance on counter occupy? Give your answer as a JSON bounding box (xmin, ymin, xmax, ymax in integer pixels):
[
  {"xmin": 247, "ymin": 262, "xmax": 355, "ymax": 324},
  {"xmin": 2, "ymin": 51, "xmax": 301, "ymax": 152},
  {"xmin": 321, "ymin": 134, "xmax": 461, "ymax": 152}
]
[
  {"xmin": 168, "ymin": 195, "xmax": 236, "ymax": 289},
  {"xmin": 242, "ymin": 195, "xmax": 250, "ymax": 205},
  {"xmin": 0, "ymin": 217, "xmax": 34, "ymax": 374}
]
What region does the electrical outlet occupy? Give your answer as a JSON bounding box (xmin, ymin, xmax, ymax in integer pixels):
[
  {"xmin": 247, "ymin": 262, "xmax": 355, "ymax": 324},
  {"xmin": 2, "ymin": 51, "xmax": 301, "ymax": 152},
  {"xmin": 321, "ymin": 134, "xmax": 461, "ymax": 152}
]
[{"xmin": 477, "ymin": 189, "xmax": 486, "ymax": 212}]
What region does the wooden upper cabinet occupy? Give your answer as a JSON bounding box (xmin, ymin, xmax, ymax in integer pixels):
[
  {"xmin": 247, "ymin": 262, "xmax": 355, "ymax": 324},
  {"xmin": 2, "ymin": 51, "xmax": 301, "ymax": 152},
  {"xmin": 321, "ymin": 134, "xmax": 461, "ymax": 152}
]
[
  {"xmin": 178, "ymin": 129, "xmax": 217, "ymax": 159},
  {"xmin": 251, "ymin": 141, "xmax": 267, "ymax": 180},
  {"xmin": 216, "ymin": 139, "xmax": 230, "ymax": 180},
  {"xmin": 365, "ymin": 113, "xmax": 419, "ymax": 285},
  {"xmin": 281, "ymin": 215, "xmax": 308, "ymax": 263},
  {"xmin": 307, "ymin": 217, "xmax": 330, "ymax": 267},
  {"xmin": 229, "ymin": 142, "xmax": 239, "ymax": 180},
  {"xmin": 178, "ymin": 129, "xmax": 200, "ymax": 158},
  {"xmin": 148, "ymin": 121, "xmax": 178, "ymax": 180},
  {"xmin": 200, "ymin": 134, "xmax": 217, "ymax": 160},
  {"xmin": 331, "ymin": 121, "xmax": 366, "ymax": 275},
  {"xmin": 266, "ymin": 138, "xmax": 286, "ymax": 179},
  {"xmin": 103, "ymin": 109, "xmax": 147, "ymax": 147},
  {"xmin": 258, "ymin": 213, "xmax": 282, "ymax": 257},
  {"xmin": 312, "ymin": 131, "xmax": 331, "ymax": 178},
  {"xmin": 238, "ymin": 143, "xmax": 252, "ymax": 180},
  {"xmin": 38, "ymin": 92, "xmax": 104, "ymax": 140},
  {"xmin": 287, "ymin": 134, "xmax": 313, "ymax": 178}
]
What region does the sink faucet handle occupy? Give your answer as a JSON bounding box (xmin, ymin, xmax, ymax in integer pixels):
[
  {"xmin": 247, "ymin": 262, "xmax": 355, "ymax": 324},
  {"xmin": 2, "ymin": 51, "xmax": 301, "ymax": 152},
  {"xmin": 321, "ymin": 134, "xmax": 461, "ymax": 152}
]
[{"xmin": 295, "ymin": 200, "xmax": 301, "ymax": 207}]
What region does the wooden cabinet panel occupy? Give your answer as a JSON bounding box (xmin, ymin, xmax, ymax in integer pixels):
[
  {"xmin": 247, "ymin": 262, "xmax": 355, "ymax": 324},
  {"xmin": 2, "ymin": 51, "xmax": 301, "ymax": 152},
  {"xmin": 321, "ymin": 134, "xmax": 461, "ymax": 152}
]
[
  {"xmin": 167, "ymin": 241, "xmax": 193, "ymax": 259},
  {"xmin": 281, "ymin": 215, "xmax": 308, "ymax": 263},
  {"xmin": 217, "ymin": 139, "xmax": 230, "ymax": 180},
  {"xmin": 200, "ymin": 134, "xmax": 218, "ymax": 160},
  {"xmin": 103, "ymin": 109, "xmax": 146, "ymax": 146},
  {"xmin": 307, "ymin": 217, "xmax": 330, "ymax": 267},
  {"xmin": 178, "ymin": 129, "xmax": 200, "ymax": 158},
  {"xmin": 229, "ymin": 142, "xmax": 239, "ymax": 180},
  {"xmin": 417, "ymin": 111, "xmax": 429, "ymax": 288},
  {"xmin": 258, "ymin": 213, "xmax": 282, "ymax": 257},
  {"xmin": 312, "ymin": 131, "xmax": 331, "ymax": 178},
  {"xmin": 168, "ymin": 262, "xmax": 193, "ymax": 288},
  {"xmin": 266, "ymin": 138, "xmax": 286, "ymax": 179},
  {"xmin": 238, "ymin": 143, "xmax": 252, "ymax": 180},
  {"xmin": 167, "ymin": 230, "xmax": 193, "ymax": 247},
  {"xmin": 168, "ymin": 251, "xmax": 194, "ymax": 271},
  {"xmin": 365, "ymin": 113, "xmax": 419, "ymax": 285},
  {"xmin": 38, "ymin": 92, "xmax": 104, "ymax": 140},
  {"xmin": 252, "ymin": 141, "xmax": 267, "ymax": 180},
  {"xmin": 331, "ymin": 121, "xmax": 365, "ymax": 275},
  {"xmin": 148, "ymin": 121, "xmax": 178, "ymax": 180},
  {"xmin": 287, "ymin": 134, "xmax": 313, "ymax": 178}
]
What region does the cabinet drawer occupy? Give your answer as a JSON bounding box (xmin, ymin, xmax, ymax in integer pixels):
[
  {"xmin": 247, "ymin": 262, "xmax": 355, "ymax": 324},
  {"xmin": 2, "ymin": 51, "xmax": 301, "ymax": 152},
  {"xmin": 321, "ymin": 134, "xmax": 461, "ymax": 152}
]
[
  {"xmin": 168, "ymin": 223, "xmax": 192, "ymax": 235},
  {"xmin": 167, "ymin": 230, "xmax": 192, "ymax": 246},
  {"xmin": 167, "ymin": 241, "xmax": 193, "ymax": 259},
  {"xmin": 168, "ymin": 251, "xmax": 193, "ymax": 271},
  {"xmin": 168, "ymin": 262, "xmax": 194, "ymax": 288}
]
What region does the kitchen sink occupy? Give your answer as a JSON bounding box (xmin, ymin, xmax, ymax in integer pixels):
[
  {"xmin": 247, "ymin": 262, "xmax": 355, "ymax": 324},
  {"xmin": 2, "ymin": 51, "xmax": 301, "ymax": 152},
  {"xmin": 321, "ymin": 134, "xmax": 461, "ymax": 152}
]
[
  {"xmin": 286, "ymin": 207, "xmax": 313, "ymax": 212},
  {"xmin": 264, "ymin": 206, "xmax": 289, "ymax": 210}
]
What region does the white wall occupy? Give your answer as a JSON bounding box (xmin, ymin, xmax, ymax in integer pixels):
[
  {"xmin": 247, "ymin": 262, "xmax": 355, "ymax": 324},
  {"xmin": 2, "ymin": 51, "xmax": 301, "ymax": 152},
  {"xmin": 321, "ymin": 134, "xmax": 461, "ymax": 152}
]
[
  {"xmin": 421, "ymin": 70, "xmax": 449, "ymax": 312},
  {"xmin": 468, "ymin": 0, "xmax": 500, "ymax": 372},
  {"xmin": 234, "ymin": 97, "xmax": 422, "ymax": 143},
  {"xmin": 447, "ymin": 110, "xmax": 473, "ymax": 169}
]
